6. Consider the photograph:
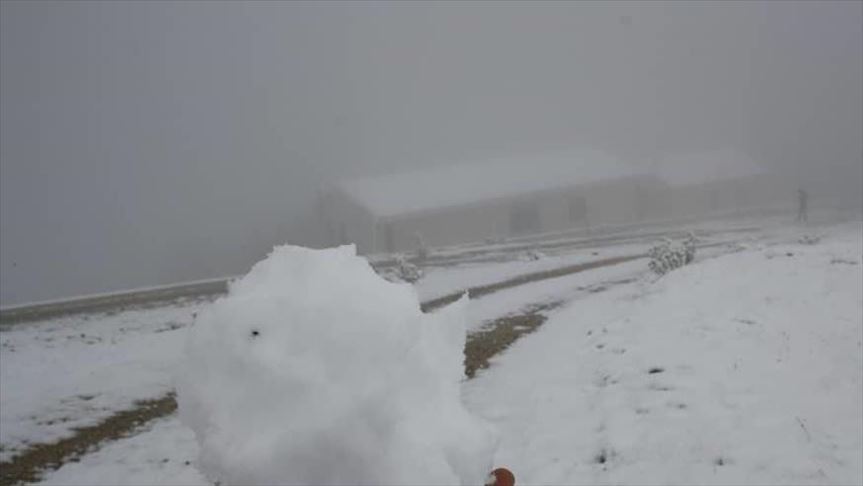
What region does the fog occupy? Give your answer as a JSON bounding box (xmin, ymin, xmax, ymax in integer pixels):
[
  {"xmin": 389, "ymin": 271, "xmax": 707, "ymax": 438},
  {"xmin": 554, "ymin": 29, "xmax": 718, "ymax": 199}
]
[{"xmin": 1, "ymin": 1, "xmax": 861, "ymax": 306}]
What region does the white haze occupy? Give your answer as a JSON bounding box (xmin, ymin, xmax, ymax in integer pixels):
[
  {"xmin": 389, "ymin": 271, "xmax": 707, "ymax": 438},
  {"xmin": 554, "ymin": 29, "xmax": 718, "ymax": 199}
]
[{"xmin": 1, "ymin": 1, "xmax": 861, "ymax": 305}]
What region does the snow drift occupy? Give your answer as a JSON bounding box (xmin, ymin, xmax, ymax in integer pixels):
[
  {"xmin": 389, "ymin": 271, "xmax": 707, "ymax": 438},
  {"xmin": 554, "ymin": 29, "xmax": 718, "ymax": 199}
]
[{"xmin": 176, "ymin": 244, "xmax": 496, "ymax": 485}]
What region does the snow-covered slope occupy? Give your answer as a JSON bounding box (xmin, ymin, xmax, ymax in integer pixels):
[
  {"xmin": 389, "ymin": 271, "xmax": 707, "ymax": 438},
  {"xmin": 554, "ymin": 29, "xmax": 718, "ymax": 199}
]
[
  {"xmin": 465, "ymin": 222, "xmax": 862, "ymax": 485},
  {"xmin": 0, "ymin": 302, "xmax": 204, "ymax": 461},
  {"xmin": 14, "ymin": 218, "xmax": 863, "ymax": 486}
]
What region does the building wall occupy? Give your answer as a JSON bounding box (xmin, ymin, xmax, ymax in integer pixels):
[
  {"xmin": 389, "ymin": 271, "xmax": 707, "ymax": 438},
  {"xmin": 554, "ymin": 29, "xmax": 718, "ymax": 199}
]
[
  {"xmin": 374, "ymin": 175, "xmax": 667, "ymax": 253},
  {"xmin": 322, "ymin": 190, "xmax": 378, "ymax": 253},
  {"xmin": 326, "ymin": 172, "xmax": 789, "ymax": 255},
  {"xmin": 378, "ymin": 203, "xmax": 509, "ymax": 253},
  {"xmin": 667, "ymin": 173, "xmax": 793, "ymax": 220},
  {"xmin": 529, "ymin": 175, "xmax": 667, "ymax": 232},
  {"xmin": 576, "ymin": 175, "xmax": 666, "ymax": 226}
]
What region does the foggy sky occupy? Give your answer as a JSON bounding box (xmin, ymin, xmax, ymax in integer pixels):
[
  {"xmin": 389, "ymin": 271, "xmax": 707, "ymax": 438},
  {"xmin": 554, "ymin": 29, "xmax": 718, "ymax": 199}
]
[{"xmin": 1, "ymin": 1, "xmax": 861, "ymax": 305}]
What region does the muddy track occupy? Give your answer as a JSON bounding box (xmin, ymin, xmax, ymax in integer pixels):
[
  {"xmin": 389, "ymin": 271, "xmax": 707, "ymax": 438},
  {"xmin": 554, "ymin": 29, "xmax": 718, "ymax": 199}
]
[
  {"xmin": 421, "ymin": 254, "xmax": 642, "ymax": 312},
  {"xmin": 464, "ymin": 301, "xmax": 565, "ymax": 378},
  {"xmin": 0, "ymin": 291, "xmax": 219, "ymax": 329},
  {"xmin": 464, "ymin": 276, "xmax": 638, "ymax": 378},
  {"xmin": 0, "ymin": 254, "xmax": 646, "ymax": 485},
  {"xmin": 377, "ymin": 225, "xmax": 759, "ymax": 270},
  {"xmin": 0, "ymin": 395, "xmax": 176, "ymax": 486}
]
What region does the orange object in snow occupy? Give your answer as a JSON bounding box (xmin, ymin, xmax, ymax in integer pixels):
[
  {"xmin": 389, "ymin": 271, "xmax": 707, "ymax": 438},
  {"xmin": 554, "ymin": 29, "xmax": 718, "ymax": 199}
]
[{"xmin": 485, "ymin": 467, "xmax": 515, "ymax": 486}]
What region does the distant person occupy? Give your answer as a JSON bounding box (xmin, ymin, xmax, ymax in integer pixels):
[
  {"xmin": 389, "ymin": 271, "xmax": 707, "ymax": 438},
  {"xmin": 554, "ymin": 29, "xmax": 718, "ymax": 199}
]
[{"xmin": 797, "ymin": 188, "xmax": 808, "ymax": 223}]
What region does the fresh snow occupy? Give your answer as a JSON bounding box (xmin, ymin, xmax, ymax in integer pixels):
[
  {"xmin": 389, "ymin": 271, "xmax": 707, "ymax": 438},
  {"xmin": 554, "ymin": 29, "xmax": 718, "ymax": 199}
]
[
  {"xmin": 7, "ymin": 217, "xmax": 861, "ymax": 486},
  {"xmin": 0, "ymin": 301, "xmax": 205, "ymax": 462},
  {"xmin": 27, "ymin": 249, "xmax": 659, "ymax": 486},
  {"xmin": 464, "ymin": 221, "xmax": 862, "ymax": 485},
  {"xmin": 36, "ymin": 416, "xmax": 207, "ymax": 486},
  {"xmin": 2, "ymin": 239, "xmax": 637, "ymax": 462},
  {"xmin": 437, "ymin": 239, "xmax": 739, "ymax": 330},
  {"xmin": 415, "ymin": 243, "xmax": 646, "ymax": 302},
  {"xmin": 465, "ymin": 259, "xmax": 647, "ymax": 331},
  {"xmin": 176, "ymin": 245, "xmax": 496, "ymax": 486}
]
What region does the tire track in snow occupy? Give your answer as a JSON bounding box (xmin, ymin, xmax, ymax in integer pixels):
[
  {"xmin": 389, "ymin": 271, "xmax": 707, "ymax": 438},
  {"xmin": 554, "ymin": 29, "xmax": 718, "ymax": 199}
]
[
  {"xmin": 421, "ymin": 255, "xmax": 643, "ymax": 312},
  {"xmin": 464, "ymin": 276, "xmax": 639, "ymax": 379},
  {"xmin": 0, "ymin": 395, "xmax": 176, "ymax": 486}
]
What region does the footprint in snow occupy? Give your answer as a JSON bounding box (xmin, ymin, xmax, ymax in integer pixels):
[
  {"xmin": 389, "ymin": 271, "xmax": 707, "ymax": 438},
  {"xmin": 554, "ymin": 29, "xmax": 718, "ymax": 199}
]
[
  {"xmin": 592, "ymin": 448, "xmax": 618, "ymax": 470},
  {"xmin": 647, "ymin": 383, "xmax": 675, "ymax": 392},
  {"xmin": 593, "ymin": 374, "xmax": 618, "ymax": 388},
  {"xmin": 714, "ymin": 456, "xmax": 732, "ymax": 466},
  {"xmin": 593, "ymin": 342, "xmax": 627, "ymax": 354}
]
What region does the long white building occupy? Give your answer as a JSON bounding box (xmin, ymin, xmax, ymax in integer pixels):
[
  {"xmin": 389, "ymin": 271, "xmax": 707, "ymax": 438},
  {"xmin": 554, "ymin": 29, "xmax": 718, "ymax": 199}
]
[{"xmin": 318, "ymin": 149, "xmax": 791, "ymax": 254}]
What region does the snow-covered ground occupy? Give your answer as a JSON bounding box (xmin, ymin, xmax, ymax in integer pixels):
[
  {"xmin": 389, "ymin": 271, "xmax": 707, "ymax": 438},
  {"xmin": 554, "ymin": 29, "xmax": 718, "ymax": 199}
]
[
  {"xmin": 374, "ymin": 207, "xmax": 795, "ymax": 268},
  {"xmin": 466, "ymin": 221, "xmax": 862, "ymax": 485},
  {"xmin": 415, "ymin": 243, "xmax": 646, "ymax": 302},
  {"xmin": 0, "ymin": 302, "xmax": 205, "ymax": 462},
  {"xmin": 35, "ymin": 416, "xmax": 206, "ymax": 486},
  {"xmin": 4, "ymin": 216, "xmax": 860, "ymax": 485},
  {"xmin": 2, "ymin": 235, "xmax": 663, "ymax": 464}
]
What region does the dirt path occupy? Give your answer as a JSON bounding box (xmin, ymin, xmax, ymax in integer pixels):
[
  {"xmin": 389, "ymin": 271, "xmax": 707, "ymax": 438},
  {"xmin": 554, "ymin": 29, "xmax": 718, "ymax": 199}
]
[
  {"xmin": 421, "ymin": 254, "xmax": 643, "ymax": 312},
  {"xmin": 0, "ymin": 395, "xmax": 176, "ymax": 486},
  {"xmin": 0, "ymin": 254, "xmax": 646, "ymax": 485},
  {"xmin": 0, "ymin": 288, "xmax": 220, "ymax": 329},
  {"xmin": 464, "ymin": 276, "xmax": 638, "ymax": 378},
  {"xmin": 464, "ymin": 300, "xmax": 565, "ymax": 379}
]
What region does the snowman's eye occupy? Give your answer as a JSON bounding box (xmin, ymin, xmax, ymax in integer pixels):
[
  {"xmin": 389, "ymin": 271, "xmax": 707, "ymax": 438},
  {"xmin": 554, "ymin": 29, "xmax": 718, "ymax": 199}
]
[{"xmin": 250, "ymin": 329, "xmax": 260, "ymax": 339}]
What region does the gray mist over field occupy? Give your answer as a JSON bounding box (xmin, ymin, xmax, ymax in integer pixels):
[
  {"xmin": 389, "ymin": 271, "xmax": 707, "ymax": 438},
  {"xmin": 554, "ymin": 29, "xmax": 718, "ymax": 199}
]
[{"xmin": 1, "ymin": 1, "xmax": 861, "ymax": 306}]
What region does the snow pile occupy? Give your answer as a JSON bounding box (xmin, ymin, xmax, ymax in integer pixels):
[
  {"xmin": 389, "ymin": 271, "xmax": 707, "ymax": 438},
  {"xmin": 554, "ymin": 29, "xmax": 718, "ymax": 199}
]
[
  {"xmin": 519, "ymin": 249, "xmax": 546, "ymax": 262},
  {"xmin": 176, "ymin": 245, "xmax": 495, "ymax": 486},
  {"xmin": 647, "ymin": 233, "xmax": 696, "ymax": 275},
  {"xmin": 377, "ymin": 255, "xmax": 424, "ymax": 283},
  {"xmin": 393, "ymin": 255, "xmax": 424, "ymax": 283}
]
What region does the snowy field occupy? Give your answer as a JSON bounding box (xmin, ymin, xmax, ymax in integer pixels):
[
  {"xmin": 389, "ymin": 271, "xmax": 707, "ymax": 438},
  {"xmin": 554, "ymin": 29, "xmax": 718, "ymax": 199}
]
[
  {"xmin": 0, "ymin": 240, "xmax": 648, "ymax": 464},
  {"xmin": 0, "ymin": 302, "xmax": 205, "ymax": 462},
  {"xmin": 2, "ymin": 216, "xmax": 861, "ymax": 485},
  {"xmin": 466, "ymin": 221, "xmax": 862, "ymax": 485},
  {"xmin": 415, "ymin": 243, "xmax": 647, "ymax": 303},
  {"xmin": 0, "ymin": 246, "xmax": 644, "ymax": 467}
]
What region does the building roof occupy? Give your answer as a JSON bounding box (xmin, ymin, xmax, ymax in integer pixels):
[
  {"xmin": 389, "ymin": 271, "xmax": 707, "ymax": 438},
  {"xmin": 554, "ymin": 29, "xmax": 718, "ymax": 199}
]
[
  {"xmin": 337, "ymin": 150, "xmax": 644, "ymax": 219},
  {"xmin": 654, "ymin": 150, "xmax": 767, "ymax": 187}
]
